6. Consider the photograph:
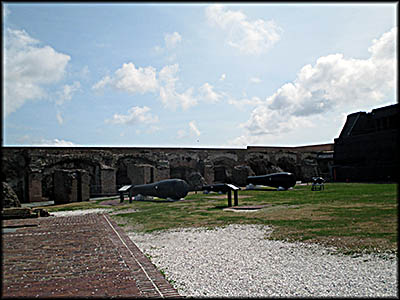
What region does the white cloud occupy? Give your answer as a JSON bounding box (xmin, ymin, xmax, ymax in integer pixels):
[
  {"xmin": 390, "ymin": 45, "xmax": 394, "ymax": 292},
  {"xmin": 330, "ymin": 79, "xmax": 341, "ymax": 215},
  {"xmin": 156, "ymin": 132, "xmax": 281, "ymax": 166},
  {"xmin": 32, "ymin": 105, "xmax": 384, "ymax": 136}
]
[
  {"xmin": 266, "ymin": 28, "xmax": 397, "ymax": 117},
  {"xmin": 228, "ymin": 96, "xmax": 264, "ymax": 110},
  {"xmin": 106, "ymin": 106, "xmax": 159, "ymax": 126},
  {"xmin": 369, "ymin": 27, "xmax": 397, "ymax": 60},
  {"xmin": 92, "ymin": 63, "xmax": 158, "ymax": 94},
  {"xmin": 56, "ymin": 111, "xmax": 64, "ymax": 125},
  {"xmin": 177, "ymin": 121, "xmax": 201, "ymax": 139},
  {"xmin": 199, "ymin": 82, "xmax": 222, "ymax": 103},
  {"xmin": 189, "ymin": 121, "xmax": 201, "ymax": 137},
  {"xmin": 250, "ymin": 77, "xmax": 262, "ymax": 83},
  {"xmin": 4, "ymin": 28, "xmax": 71, "ymax": 115},
  {"xmin": 94, "ymin": 62, "xmax": 197, "ymax": 110},
  {"xmin": 177, "ymin": 88, "xmax": 197, "ymax": 110},
  {"xmin": 41, "ymin": 139, "xmax": 77, "ymax": 146},
  {"xmin": 159, "ymin": 64, "xmax": 197, "ymax": 110},
  {"xmin": 5, "ymin": 28, "xmax": 38, "ymax": 48},
  {"xmin": 92, "ymin": 75, "xmax": 112, "ymax": 91},
  {"xmin": 220, "ymin": 73, "xmax": 226, "ymax": 81},
  {"xmin": 16, "ymin": 135, "xmax": 78, "ymax": 146},
  {"xmin": 56, "ymin": 81, "xmax": 81, "ymax": 105},
  {"xmin": 236, "ymin": 27, "xmax": 397, "ymax": 143},
  {"xmin": 54, "ymin": 81, "xmax": 81, "ymax": 125},
  {"xmin": 241, "ymin": 106, "xmax": 314, "ymax": 136},
  {"xmin": 153, "ymin": 32, "xmax": 182, "ymax": 61},
  {"xmin": 159, "ymin": 64, "xmax": 179, "ymax": 85},
  {"xmin": 229, "ymin": 134, "xmax": 263, "ymax": 148},
  {"xmin": 165, "ymin": 32, "xmax": 182, "ymax": 49},
  {"xmin": 205, "ymin": 4, "xmax": 282, "ymax": 55},
  {"xmin": 112, "ymin": 63, "xmax": 158, "ymax": 94}
]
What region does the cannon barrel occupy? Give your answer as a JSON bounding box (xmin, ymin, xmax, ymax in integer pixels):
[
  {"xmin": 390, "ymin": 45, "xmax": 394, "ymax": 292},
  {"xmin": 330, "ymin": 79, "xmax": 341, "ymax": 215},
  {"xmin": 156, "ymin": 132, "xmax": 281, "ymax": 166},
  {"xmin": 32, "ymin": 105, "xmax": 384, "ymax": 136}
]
[
  {"xmin": 247, "ymin": 172, "xmax": 296, "ymax": 190},
  {"xmin": 312, "ymin": 177, "xmax": 325, "ymax": 184},
  {"xmin": 130, "ymin": 179, "xmax": 189, "ymax": 200},
  {"xmin": 201, "ymin": 183, "xmax": 237, "ymax": 193}
]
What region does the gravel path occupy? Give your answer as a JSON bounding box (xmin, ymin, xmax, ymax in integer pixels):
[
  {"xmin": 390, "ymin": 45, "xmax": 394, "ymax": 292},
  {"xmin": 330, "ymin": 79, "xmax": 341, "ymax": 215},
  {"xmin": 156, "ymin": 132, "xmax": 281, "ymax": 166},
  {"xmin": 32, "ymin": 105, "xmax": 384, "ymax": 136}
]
[
  {"xmin": 128, "ymin": 224, "xmax": 398, "ymax": 298},
  {"xmin": 50, "ymin": 208, "xmax": 111, "ymax": 217}
]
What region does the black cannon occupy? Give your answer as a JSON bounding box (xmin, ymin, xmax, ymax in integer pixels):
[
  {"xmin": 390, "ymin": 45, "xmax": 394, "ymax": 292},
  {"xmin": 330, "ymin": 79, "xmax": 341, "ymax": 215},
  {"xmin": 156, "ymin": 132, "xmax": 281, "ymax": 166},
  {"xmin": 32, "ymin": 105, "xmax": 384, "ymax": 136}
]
[
  {"xmin": 246, "ymin": 172, "xmax": 296, "ymax": 190},
  {"xmin": 311, "ymin": 177, "xmax": 325, "ymax": 191},
  {"xmin": 119, "ymin": 179, "xmax": 189, "ymax": 202}
]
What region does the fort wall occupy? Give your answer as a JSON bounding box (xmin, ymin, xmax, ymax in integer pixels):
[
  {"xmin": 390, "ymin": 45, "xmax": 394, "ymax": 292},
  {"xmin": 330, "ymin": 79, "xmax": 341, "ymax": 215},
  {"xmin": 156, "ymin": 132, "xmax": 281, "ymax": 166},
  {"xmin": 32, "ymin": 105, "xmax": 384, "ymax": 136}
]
[
  {"xmin": 1, "ymin": 144, "xmax": 333, "ymax": 203},
  {"xmin": 333, "ymin": 103, "xmax": 398, "ymax": 182}
]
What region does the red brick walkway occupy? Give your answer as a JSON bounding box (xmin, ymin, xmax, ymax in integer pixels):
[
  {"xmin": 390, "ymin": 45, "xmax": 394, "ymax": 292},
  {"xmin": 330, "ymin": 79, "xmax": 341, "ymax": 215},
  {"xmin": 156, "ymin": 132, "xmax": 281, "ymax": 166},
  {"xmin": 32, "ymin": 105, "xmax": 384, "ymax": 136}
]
[{"xmin": 2, "ymin": 213, "xmax": 181, "ymax": 298}]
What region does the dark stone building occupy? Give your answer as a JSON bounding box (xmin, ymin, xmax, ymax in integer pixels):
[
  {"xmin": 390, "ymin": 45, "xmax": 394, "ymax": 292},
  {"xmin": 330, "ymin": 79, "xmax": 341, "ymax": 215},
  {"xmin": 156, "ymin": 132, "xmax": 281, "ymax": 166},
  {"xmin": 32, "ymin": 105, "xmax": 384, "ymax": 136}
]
[{"xmin": 333, "ymin": 103, "xmax": 399, "ymax": 182}]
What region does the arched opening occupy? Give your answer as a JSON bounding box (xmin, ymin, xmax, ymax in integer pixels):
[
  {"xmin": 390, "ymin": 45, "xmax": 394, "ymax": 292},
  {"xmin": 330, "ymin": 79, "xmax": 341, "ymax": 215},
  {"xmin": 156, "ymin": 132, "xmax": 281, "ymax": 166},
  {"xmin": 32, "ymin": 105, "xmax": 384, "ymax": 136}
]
[{"xmin": 41, "ymin": 158, "xmax": 101, "ymax": 200}]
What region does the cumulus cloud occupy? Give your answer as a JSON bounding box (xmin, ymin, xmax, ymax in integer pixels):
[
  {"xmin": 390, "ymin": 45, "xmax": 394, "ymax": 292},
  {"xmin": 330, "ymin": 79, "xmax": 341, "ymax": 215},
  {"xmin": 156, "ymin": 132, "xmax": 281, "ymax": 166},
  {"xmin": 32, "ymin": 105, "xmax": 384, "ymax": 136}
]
[
  {"xmin": 228, "ymin": 96, "xmax": 264, "ymax": 110},
  {"xmin": 93, "ymin": 63, "xmax": 158, "ymax": 94},
  {"xmin": 205, "ymin": 4, "xmax": 282, "ymax": 55},
  {"xmin": 92, "ymin": 75, "xmax": 112, "ymax": 91},
  {"xmin": 158, "ymin": 64, "xmax": 197, "ymax": 110},
  {"xmin": 4, "ymin": 28, "xmax": 71, "ymax": 115},
  {"xmin": 165, "ymin": 32, "xmax": 182, "ymax": 49},
  {"xmin": 268, "ymin": 27, "xmax": 396, "ymax": 117},
  {"xmin": 198, "ymin": 82, "xmax": 222, "ymax": 103},
  {"xmin": 241, "ymin": 106, "xmax": 314, "ymax": 136},
  {"xmin": 105, "ymin": 106, "xmax": 159, "ymax": 126},
  {"xmin": 94, "ymin": 62, "xmax": 197, "ymax": 110},
  {"xmin": 56, "ymin": 81, "xmax": 81, "ymax": 105},
  {"xmin": 153, "ymin": 32, "xmax": 182, "ymax": 61},
  {"xmin": 236, "ymin": 27, "xmax": 397, "ymax": 144}
]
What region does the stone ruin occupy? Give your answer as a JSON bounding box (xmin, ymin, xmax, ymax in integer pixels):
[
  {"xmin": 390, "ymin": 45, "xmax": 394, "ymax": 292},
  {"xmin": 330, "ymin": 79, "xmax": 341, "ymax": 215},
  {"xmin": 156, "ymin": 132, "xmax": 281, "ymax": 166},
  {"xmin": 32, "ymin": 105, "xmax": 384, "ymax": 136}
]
[
  {"xmin": 53, "ymin": 169, "xmax": 90, "ymax": 204},
  {"xmin": 2, "ymin": 182, "xmax": 21, "ymax": 208},
  {"xmin": 1, "ymin": 182, "xmax": 49, "ymax": 219},
  {"xmin": 1, "ymin": 144, "xmax": 334, "ymax": 204}
]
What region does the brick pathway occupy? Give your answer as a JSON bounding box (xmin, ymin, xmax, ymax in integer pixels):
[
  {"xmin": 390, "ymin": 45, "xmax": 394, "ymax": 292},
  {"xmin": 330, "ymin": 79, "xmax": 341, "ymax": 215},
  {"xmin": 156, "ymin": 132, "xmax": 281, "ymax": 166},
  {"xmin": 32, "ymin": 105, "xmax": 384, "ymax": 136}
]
[{"xmin": 2, "ymin": 214, "xmax": 181, "ymax": 298}]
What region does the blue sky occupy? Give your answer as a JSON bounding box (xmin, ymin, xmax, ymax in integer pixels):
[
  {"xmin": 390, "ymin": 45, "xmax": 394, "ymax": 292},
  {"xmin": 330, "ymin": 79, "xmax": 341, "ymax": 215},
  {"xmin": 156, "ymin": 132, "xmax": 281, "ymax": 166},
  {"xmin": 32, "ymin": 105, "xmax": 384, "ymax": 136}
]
[{"xmin": 3, "ymin": 3, "xmax": 397, "ymax": 147}]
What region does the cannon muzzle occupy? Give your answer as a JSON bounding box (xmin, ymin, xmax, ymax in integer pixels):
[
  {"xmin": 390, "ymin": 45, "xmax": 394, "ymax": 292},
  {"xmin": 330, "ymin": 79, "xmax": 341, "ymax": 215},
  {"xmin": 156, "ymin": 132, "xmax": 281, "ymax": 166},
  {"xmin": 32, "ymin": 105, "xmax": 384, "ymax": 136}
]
[{"xmin": 247, "ymin": 172, "xmax": 296, "ymax": 190}]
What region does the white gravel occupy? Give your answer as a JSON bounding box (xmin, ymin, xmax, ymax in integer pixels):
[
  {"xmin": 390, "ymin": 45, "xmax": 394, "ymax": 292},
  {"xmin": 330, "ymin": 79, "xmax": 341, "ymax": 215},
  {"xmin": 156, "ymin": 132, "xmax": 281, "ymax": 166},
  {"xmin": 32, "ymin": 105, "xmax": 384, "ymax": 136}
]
[
  {"xmin": 50, "ymin": 208, "xmax": 111, "ymax": 217},
  {"xmin": 128, "ymin": 224, "xmax": 398, "ymax": 298}
]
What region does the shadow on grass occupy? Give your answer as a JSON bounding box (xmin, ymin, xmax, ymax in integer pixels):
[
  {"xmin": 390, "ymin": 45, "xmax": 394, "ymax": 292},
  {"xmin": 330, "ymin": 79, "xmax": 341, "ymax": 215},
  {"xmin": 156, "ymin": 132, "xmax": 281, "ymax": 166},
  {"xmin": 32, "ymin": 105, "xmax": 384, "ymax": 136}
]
[{"xmin": 212, "ymin": 205, "xmax": 230, "ymax": 210}]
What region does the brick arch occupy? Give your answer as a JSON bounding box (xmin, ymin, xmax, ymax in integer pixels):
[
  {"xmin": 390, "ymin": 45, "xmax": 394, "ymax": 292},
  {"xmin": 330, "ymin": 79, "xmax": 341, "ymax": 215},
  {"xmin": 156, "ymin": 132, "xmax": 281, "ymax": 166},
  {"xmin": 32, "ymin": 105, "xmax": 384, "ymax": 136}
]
[
  {"xmin": 115, "ymin": 156, "xmax": 156, "ymax": 187},
  {"xmin": 41, "ymin": 158, "xmax": 102, "ymax": 199}
]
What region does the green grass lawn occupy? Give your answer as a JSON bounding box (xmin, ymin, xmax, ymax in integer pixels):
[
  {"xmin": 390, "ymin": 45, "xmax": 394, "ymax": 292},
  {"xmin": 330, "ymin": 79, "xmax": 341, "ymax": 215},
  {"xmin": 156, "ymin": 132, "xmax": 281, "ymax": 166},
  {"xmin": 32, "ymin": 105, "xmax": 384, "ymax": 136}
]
[{"xmin": 43, "ymin": 183, "xmax": 398, "ymax": 254}]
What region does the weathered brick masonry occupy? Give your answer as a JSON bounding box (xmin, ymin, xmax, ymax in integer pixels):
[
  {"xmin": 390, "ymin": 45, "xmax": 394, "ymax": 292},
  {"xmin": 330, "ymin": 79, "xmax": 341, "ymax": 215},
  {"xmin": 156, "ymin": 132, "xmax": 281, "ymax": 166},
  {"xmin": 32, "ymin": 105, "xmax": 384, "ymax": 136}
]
[
  {"xmin": 1, "ymin": 144, "xmax": 333, "ymax": 203},
  {"xmin": 2, "ymin": 213, "xmax": 181, "ymax": 298}
]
